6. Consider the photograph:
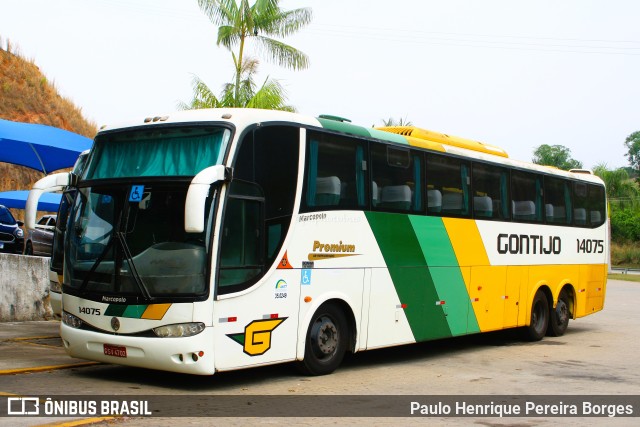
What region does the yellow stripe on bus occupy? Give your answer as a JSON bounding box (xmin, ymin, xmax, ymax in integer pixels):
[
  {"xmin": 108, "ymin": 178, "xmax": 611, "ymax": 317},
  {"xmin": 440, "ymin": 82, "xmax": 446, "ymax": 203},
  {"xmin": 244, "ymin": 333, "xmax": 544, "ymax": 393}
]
[
  {"xmin": 442, "ymin": 218, "xmax": 489, "ymax": 266},
  {"xmin": 141, "ymin": 304, "xmax": 172, "ymax": 320}
]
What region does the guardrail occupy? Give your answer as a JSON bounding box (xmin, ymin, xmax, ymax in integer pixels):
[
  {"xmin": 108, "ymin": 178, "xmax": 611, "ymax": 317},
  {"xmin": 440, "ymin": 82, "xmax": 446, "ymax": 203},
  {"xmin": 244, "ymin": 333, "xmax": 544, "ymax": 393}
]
[{"xmin": 610, "ymin": 267, "xmax": 640, "ymax": 275}]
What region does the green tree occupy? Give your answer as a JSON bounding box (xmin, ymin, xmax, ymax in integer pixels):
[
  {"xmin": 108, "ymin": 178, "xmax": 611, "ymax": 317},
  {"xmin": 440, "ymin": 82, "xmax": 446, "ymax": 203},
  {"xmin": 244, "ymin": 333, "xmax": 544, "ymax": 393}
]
[
  {"xmin": 593, "ymin": 163, "xmax": 640, "ymax": 243},
  {"xmin": 179, "ymin": 56, "xmax": 294, "ymax": 111},
  {"xmin": 624, "ymin": 131, "xmax": 640, "ymax": 175},
  {"xmin": 592, "ymin": 163, "xmax": 640, "ymax": 202},
  {"xmin": 610, "ymin": 208, "xmax": 640, "ymax": 242},
  {"xmin": 197, "ymin": 0, "xmax": 311, "ymax": 106},
  {"xmin": 532, "ymin": 144, "xmax": 583, "ymax": 170}
]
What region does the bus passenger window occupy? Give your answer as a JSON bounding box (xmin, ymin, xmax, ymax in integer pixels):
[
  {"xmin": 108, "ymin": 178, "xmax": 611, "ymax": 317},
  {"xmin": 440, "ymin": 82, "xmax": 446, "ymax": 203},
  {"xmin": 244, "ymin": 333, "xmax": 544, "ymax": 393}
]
[
  {"xmin": 371, "ymin": 145, "xmax": 423, "ymax": 212},
  {"xmin": 303, "ymin": 132, "xmax": 367, "ymax": 211},
  {"xmin": 471, "ymin": 163, "xmax": 510, "ymax": 220},
  {"xmin": 511, "ymin": 170, "xmax": 543, "ymax": 222},
  {"xmin": 426, "ymin": 154, "xmax": 469, "ymax": 217},
  {"xmin": 587, "ymin": 184, "xmax": 606, "ymax": 227},
  {"xmin": 544, "ymin": 176, "xmax": 571, "ymax": 225},
  {"xmin": 573, "ymin": 182, "xmax": 588, "ymax": 226}
]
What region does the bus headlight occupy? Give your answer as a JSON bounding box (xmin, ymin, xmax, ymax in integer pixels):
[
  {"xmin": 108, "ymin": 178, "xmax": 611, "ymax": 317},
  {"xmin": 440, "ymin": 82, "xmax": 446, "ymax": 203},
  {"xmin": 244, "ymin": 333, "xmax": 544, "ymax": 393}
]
[
  {"xmin": 62, "ymin": 311, "xmax": 83, "ymax": 329},
  {"xmin": 153, "ymin": 322, "xmax": 205, "ymax": 338}
]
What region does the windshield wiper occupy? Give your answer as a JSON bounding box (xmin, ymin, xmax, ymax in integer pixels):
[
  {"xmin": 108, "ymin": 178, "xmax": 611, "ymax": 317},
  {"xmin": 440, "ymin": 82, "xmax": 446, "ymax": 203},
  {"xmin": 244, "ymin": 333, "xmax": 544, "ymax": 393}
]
[
  {"xmin": 115, "ymin": 231, "xmax": 153, "ymax": 301},
  {"xmin": 78, "ymin": 236, "xmax": 114, "ymax": 292}
]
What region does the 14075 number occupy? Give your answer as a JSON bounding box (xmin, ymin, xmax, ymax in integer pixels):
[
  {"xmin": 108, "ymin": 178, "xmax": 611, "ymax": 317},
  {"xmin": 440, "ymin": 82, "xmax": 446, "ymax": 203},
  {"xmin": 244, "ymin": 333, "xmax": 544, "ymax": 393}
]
[
  {"xmin": 79, "ymin": 307, "xmax": 101, "ymax": 315},
  {"xmin": 576, "ymin": 239, "xmax": 604, "ymax": 254}
]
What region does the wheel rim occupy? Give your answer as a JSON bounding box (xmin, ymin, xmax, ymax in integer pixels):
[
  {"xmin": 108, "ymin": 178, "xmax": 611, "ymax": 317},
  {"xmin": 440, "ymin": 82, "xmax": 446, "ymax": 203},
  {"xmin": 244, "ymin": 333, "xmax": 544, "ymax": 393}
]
[
  {"xmin": 556, "ymin": 298, "xmax": 569, "ymax": 325},
  {"xmin": 310, "ymin": 315, "xmax": 339, "ymax": 360}
]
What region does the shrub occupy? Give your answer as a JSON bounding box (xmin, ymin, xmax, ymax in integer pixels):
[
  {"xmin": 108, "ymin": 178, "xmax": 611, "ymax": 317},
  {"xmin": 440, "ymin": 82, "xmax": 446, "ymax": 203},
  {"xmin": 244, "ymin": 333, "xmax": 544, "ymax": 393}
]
[{"xmin": 610, "ymin": 208, "xmax": 640, "ymax": 242}]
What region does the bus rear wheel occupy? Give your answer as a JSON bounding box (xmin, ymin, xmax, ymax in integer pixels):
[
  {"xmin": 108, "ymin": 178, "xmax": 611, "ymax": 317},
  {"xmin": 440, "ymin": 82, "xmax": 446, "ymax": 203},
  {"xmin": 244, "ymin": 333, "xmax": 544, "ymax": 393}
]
[
  {"xmin": 547, "ymin": 289, "xmax": 571, "ymax": 337},
  {"xmin": 523, "ymin": 290, "xmax": 549, "ymax": 341},
  {"xmin": 297, "ymin": 303, "xmax": 348, "ymax": 376}
]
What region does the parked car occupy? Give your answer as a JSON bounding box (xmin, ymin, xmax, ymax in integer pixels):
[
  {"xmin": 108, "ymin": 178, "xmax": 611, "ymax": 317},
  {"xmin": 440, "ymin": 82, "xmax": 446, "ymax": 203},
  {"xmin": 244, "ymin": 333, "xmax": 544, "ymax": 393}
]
[
  {"xmin": 0, "ymin": 204, "xmax": 24, "ymax": 254},
  {"xmin": 24, "ymin": 214, "xmax": 56, "ymax": 256}
]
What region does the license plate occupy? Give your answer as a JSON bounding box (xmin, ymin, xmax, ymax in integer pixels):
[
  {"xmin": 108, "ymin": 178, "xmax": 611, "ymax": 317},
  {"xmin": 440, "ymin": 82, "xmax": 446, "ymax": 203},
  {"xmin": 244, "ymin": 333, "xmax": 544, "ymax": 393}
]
[{"xmin": 103, "ymin": 344, "xmax": 127, "ymax": 358}]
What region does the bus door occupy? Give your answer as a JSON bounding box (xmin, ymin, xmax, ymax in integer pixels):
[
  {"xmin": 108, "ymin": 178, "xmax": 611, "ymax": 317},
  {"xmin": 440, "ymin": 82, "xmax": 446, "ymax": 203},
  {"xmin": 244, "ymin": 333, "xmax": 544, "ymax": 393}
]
[{"xmin": 212, "ymin": 125, "xmax": 302, "ymax": 371}]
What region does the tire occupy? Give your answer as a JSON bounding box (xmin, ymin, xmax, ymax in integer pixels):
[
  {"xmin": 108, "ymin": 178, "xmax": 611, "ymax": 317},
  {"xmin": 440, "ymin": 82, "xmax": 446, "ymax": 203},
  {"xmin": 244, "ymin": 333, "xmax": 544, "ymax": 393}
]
[
  {"xmin": 523, "ymin": 290, "xmax": 549, "ymax": 341},
  {"xmin": 547, "ymin": 289, "xmax": 571, "ymax": 337},
  {"xmin": 297, "ymin": 303, "xmax": 349, "ymax": 376},
  {"xmin": 24, "ymin": 241, "xmax": 33, "ymax": 256}
]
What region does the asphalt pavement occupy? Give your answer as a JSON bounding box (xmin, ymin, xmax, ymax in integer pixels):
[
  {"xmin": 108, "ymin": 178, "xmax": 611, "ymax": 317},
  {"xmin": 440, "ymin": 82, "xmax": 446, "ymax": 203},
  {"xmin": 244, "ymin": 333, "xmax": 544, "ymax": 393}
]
[{"xmin": 0, "ymin": 320, "xmax": 95, "ymax": 375}]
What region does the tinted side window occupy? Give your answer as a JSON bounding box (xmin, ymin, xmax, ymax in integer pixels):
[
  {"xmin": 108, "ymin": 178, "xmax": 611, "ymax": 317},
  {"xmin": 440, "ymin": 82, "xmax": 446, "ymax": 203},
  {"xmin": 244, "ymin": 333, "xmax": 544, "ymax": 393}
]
[
  {"xmin": 587, "ymin": 184, "xmax": 606, "ymax": 227},
  {"xmin": 371, "ymin": 145, "xmax": 423, "ymax": 212},
  {"xmin": 572, "ymin": 182, "xmax": 589, "ymax": 226},
  {"xmin": 511, "ymin": 171, "xmax": 543, "ymax": 222},
  {"xmin": 426, "ymin": 155, "xmax": 470, "ymax": 217},
  {"xmin": 471, "ymin": 163, "xmax": 510, "ymax": 220},
  {"xmin": 302, "ymin": 132, "xmax": 367, "ymax": 211},
  {"xmin": 544, "ymin": 177, "xmax": 572, "ymax": 225}
]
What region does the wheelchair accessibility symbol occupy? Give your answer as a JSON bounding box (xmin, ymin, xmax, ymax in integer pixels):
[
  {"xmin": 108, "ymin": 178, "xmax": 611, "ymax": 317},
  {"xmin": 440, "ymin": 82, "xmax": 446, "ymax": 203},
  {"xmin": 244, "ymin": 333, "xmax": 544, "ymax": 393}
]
[
  {"xmin": 301, "ymin": 269, "xmax": 312, "ymax": 286},
  {"xmin": 129, "ymin": 185, "xmax": 145, "ymax": 202}
]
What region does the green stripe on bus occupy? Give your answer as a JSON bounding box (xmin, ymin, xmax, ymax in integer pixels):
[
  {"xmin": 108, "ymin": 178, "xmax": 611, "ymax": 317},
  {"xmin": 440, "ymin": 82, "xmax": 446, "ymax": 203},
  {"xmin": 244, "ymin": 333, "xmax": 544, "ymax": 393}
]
[
  {"xmin": 368, "ymin": 128, "xmax": 409, "ymax": 145},
  {"xmin": 365, "ymin": 212, "xmax": 451, "ymax": 341},
  {"xmin": 104, "ymin": 305, "xmax": 127, "ymax": 317},
  {"xmin": 317, "ymin": 118, "xmax": 411, "ymax": 146},
  {"xmin": 317, "ymin": 118, "xmax": 372, "ymax": 138},
  {"xmin": 409, "ymin": 216, "xmax": 480, "ymax": 335},
  {"xmin": 105, "ymin": 304, "xmax": 148, "ymax": 319},
  {"xmin": 122, "ymin": 305, "xmax": 148, "ymax": 318}
]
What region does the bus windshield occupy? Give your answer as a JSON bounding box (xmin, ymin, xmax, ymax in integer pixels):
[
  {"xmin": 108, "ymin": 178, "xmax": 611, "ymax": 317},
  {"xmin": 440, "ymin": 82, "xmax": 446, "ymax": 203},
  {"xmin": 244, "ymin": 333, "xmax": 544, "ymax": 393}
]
[
  {"xmin": 64, "ymin": 125, "xmax": 229, "ymax": 300},
  {"xmin": 65, "ymin": 184, "xmax": 212, "ymax": 299}
]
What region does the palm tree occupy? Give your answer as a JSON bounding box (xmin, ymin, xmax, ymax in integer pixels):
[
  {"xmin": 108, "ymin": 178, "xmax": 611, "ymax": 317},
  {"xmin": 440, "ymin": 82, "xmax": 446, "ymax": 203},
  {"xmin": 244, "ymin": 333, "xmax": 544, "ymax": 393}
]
[
  {"xmin": 179, "ymin": 56, "xmax": 295, "ymax": 111},
  {"xmin": 197, "ymin": 0, "xmax": 311, "ymax": 106},
  {"xmin": 593, "ymin": 163, "xmax": 640, "ymax": 208},
  {"xmin": 380, "ymin": 117, "xmax": 413, "ymax": 127}
]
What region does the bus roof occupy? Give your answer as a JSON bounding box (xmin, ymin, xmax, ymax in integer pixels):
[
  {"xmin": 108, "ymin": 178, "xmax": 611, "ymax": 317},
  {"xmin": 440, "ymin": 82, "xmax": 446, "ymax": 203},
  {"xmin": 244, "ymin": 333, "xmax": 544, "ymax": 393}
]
[{"xmin": 96, "ymin": 108, "xmax": 604, "ymax": 186}]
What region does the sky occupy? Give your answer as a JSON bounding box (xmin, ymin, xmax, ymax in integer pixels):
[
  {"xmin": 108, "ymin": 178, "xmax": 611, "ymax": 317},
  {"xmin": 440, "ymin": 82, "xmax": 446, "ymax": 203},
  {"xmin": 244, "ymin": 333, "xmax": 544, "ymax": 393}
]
[{"xmin": 1, "ymin": 0, "xmax": 639, "ymax": 169}]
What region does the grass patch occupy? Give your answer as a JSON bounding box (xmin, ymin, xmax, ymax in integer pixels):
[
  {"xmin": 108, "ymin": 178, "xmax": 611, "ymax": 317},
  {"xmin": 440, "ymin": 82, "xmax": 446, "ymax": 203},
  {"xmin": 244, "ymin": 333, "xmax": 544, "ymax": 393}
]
[
  {"xmin": 608, "ymin": 273, "xmax": 640, "ymax": 283},
  {"xmin": 611, "ymin": 241, "xmax": 640, "ymax": 268}
]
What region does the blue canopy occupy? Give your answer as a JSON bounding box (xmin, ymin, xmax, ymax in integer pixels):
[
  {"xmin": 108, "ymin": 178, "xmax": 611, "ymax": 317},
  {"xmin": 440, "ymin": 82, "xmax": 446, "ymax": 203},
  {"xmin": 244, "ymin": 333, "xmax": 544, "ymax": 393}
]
[
  {"xmin": 0, "ymin": 190, "xmax": 61, "ymax": 212},
  {"xmin": 0, "ymin": 118, "xmax": 93, "ymax": 174}
]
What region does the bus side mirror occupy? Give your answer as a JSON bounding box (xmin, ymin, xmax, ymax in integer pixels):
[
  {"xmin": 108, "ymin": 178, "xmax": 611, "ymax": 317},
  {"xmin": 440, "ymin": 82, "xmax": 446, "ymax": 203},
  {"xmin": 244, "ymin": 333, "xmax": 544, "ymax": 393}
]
[
  {"xmin": 185, "ymin": 165, "xmax": 232, "ymax": 233},
  {"xmin": 25, "ymin": 172, "xmax": 73, "ymax": 229}
]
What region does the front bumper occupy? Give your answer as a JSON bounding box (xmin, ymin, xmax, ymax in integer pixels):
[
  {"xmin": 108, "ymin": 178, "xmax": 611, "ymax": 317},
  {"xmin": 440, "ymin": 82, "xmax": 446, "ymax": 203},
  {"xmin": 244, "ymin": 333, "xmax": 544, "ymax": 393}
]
[{"xmin": 60, "ymin": 322, "xmax": 216, "ymax": 375}]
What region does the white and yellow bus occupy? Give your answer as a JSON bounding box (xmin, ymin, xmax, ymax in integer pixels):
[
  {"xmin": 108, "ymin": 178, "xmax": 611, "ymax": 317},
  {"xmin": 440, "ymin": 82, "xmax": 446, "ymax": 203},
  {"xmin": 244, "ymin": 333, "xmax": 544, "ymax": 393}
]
[{"xmin": 28, "ymin": 108, "xmax": 607, "ymax": 375}]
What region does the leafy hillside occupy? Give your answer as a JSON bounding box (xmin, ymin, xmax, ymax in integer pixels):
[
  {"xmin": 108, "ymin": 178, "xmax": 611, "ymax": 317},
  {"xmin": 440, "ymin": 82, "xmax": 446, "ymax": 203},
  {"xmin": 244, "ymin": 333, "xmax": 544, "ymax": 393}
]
[{"xmin": 0, "ymin": 39, "xmax": 97, "ymax": 221}]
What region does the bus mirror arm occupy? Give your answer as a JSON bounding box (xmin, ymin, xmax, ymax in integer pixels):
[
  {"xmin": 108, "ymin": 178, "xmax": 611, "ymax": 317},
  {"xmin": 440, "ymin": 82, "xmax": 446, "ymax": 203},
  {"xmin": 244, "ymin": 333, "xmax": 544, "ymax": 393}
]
[
  {"xmin": 184, "ymin": 165, "xmax": 232, "ymax": 233},
  {"xmin": 25, "ymin": 172, "xmax": 72, "ymax": 229}
]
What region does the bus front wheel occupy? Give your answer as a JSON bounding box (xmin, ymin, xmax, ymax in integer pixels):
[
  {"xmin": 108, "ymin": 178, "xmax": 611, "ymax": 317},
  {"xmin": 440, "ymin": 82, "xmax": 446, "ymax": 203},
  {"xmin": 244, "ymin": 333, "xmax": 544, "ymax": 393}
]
[
  {"xmin": 547, "ymin": 289, "xmax": 571, "ymax": 337},
  {"xmin": 297, "ymin": 303, "xmax": 348, "ymax": 376},
  {"xmin": 523, "ymin": 290, "xmax": 549, "ymax": 341}
]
